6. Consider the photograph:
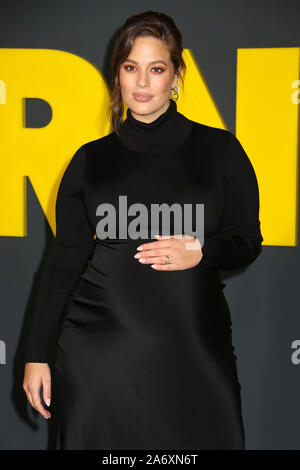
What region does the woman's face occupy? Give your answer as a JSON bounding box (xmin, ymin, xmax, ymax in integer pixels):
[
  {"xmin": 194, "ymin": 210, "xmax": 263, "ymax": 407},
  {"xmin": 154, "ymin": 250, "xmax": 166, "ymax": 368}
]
[{"xmin": 119, "ymin": 36, "xmax": 179, "ymax": 123}]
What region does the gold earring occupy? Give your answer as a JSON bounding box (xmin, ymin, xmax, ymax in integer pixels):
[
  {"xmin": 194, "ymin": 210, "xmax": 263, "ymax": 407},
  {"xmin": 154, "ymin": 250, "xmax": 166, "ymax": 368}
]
[{"xmin": 170, "ymin": 84, "xmax": 179, "ymax": 101}]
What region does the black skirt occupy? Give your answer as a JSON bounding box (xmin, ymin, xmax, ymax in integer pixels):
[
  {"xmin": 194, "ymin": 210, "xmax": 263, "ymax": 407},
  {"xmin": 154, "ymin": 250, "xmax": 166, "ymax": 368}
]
[{"xmin": 52, "ymin": 238, "xmax": 245, "ymax": 450}]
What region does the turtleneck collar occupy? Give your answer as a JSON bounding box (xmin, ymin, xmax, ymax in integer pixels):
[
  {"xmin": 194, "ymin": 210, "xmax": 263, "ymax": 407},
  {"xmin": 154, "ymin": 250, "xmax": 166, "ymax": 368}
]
[{"xmin": 115, "ymin": 99, "xmax": 193, "ymax": 154}]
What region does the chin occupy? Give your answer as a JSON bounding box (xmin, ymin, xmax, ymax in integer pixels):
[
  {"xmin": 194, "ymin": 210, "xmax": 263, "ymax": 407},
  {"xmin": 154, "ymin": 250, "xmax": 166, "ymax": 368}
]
[{"xmin": 130, "ymin": 102, "xmax": 156, "ymax": 116}]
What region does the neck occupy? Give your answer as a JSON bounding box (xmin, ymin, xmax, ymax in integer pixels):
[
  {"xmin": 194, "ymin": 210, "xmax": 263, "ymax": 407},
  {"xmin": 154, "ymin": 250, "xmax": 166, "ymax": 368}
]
[{"xmin": 115, "ymin": 99, "xmax": 193, "ymax": 154}]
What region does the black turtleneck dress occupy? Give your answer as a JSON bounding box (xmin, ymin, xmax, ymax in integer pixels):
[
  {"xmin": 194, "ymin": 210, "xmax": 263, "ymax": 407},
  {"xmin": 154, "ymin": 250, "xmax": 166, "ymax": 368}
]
[{"xmin": 24, "ymin": 99, "xmax": 263, "ymax": 450}]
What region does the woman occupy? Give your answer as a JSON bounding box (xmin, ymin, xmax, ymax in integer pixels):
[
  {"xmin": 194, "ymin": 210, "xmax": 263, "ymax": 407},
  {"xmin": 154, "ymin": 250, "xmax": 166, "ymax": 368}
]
[{"xmin": 23, "ymin": 11, "xmax": 263, "ymax": 450}]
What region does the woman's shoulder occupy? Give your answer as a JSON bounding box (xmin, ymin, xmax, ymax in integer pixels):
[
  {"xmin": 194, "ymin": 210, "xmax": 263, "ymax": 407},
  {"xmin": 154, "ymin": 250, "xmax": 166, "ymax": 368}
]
[
  {"xmin": 186, "ymin": 117, "xmax": 233, "ymax": 141},
  {"xmin": 62, "ymin": 133, "xmax": 115, "ymax": 179},
  {"xmin": 79, "ymin": 132, "xmax": 116, "ymax": 153},
  {"xmin": 184, "ymin": 117, "xmax": 244, "ymax": 152}
]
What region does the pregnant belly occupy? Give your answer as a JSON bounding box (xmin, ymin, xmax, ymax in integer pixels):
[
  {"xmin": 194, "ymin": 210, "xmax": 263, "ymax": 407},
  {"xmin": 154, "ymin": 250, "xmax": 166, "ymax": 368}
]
[
  {"xmin": 57, "ymin": 238, "xmax": 240, "ymax": 398},
  {"xmin": 60, "ymin": 238, "xmax": 230, "ymax": 338}
]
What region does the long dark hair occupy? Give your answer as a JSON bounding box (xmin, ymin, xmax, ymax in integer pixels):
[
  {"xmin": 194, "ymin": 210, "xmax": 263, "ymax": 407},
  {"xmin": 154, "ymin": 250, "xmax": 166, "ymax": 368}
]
[{"xmin": 109, "ymin": 11, "xmax": 186, "ymax": 134}]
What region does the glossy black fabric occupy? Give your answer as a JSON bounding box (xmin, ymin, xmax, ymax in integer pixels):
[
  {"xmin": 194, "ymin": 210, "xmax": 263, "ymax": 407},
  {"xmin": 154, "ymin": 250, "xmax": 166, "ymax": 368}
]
[{"xmin": 24, "ymin": 99, "xmax": 263, "ymax": 449}]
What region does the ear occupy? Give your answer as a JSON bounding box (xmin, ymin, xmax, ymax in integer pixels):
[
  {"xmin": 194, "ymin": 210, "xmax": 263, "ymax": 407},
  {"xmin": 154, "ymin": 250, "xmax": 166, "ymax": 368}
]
[
  {"xmin": 172, "ymin": 66, "xmax": 182, "ymax": 88},
  {"xmin": 171, "ymin": 76, "xmax": 178, "ymax": 89}
]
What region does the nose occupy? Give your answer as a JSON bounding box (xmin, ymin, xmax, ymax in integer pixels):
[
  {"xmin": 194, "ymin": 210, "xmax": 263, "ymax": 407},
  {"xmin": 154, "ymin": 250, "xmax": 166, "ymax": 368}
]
[{"xmin": 136, "ymin": 69, "xmax": 149, "ymax": 88}]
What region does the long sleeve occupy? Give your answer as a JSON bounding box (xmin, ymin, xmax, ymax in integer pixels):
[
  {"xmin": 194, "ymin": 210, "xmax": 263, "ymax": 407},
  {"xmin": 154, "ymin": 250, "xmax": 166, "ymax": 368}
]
[
  {"xmin": 199, "ymin": 131, "xmax": 263, "ymax": 271},
  {"xmin": 24, "ymin": 145, "xmax": 95, "ymax": 363}
]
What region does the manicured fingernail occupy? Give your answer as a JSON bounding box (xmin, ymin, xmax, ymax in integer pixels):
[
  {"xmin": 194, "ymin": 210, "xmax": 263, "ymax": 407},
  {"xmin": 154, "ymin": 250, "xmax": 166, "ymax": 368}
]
[
  {"xmin": 46, "ymin": 398, "xmax": 51, "ymax": 406},
  {"xmin": 151, "ymin": 265, "xmax": 156, "ymax": 268},
  {"xmin": 137, "ymin": 246, "xmax": 143, "ymax": 251}
]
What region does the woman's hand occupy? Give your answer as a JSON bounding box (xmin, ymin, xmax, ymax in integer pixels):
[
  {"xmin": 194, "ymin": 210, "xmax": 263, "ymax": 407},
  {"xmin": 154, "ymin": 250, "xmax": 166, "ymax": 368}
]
[
  {"xmin": 23, "ymin": 363, "xmax": 51, "ymax": 420},
  {"xmin": 134, "ymin": 234, "xmax": 203, "ymax": 271}
]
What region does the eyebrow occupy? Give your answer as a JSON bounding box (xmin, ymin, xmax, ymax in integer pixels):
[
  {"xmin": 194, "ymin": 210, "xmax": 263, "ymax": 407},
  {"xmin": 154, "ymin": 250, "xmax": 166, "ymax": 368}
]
[{"xmin": 123, "ymin": 59, "xmax": 167, "ymax": 66}]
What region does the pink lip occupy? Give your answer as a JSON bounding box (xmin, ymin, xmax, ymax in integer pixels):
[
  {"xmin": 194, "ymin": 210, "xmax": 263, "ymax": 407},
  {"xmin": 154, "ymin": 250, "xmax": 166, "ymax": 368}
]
[{"xmin": 133, "ymin": 93, "xmax": 153, "ymax": 102}]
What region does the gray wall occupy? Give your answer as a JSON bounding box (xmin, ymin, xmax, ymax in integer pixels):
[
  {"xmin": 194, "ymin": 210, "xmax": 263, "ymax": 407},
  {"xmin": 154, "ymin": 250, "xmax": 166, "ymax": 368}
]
[{"xmin": 0, "ymin": 0, "xmax": 299, "ymax": 450}]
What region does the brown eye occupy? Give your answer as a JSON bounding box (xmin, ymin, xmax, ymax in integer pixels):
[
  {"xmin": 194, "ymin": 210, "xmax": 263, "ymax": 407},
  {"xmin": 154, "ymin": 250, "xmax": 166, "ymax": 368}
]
[
  {"xmin": 152, "ymin": 67, "xmax": 164, "ymax": 73},
  {"xmin": 124, "ymin": 65, "xmax": 135, "ymax": 71}
]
